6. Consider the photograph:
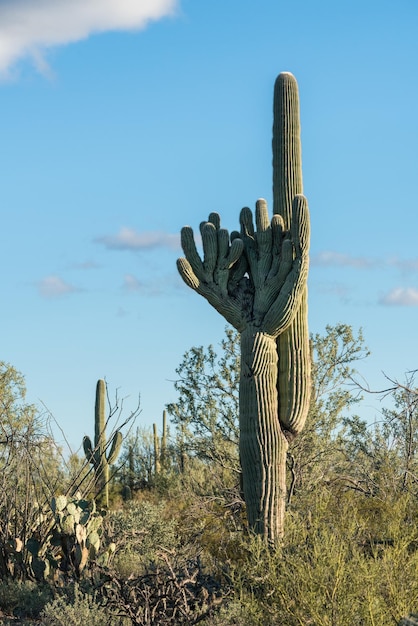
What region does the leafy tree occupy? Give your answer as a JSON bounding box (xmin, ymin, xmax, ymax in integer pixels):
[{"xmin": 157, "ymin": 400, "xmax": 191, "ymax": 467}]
[
  {"xmin": 166, "ymin": 323, "xmax": 370, "ymax": 509},
  {"xmin": 341, "ymin": 371, "xmax": 418, "ymax": 499},
  {"xmin": 166, "ymin": 326, "xmax": 240, "ymax": 480},
  {"xmin": 288, "ymin": 323, "xmax": 370, "ymax": 503},
  {"xmin": 0, "ymin": 362, "xmax": 64, "ymax": 577},
  {"xmin": 379, "ymin": 372, "xmax": 418, "ymax": 493}
]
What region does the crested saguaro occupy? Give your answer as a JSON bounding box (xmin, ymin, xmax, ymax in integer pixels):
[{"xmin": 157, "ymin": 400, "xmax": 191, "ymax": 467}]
[{"xmin": 177, "ymin": 72, "xmax": 311, "ymax": 543}]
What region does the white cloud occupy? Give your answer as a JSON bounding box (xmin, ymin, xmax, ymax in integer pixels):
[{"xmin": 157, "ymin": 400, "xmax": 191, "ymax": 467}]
[
  {"xmin": 0, "ymin": 0, "xmax": 178, "ymax": 78},
  {"xmin": 96, "ymin": 227, "xmax": 180, "ymax": 251},
  {"xmin": 379, "ymin": 287, "xmax": 418, "ymax": 306},
  {"xmin": 37, "ymin": 275, "xmax": 79, "ymax": 298}
]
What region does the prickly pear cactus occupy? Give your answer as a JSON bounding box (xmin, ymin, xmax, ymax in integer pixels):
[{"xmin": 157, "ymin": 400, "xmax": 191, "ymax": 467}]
[
  {"xmin": 177, "ymin": 72, "xmax": 310, "ymax": 543},
  {"xmin": 83, "ymin": 379, "xmax": 122, "ymax": 507},
  {"xmin": 6, "ymin": 495, "xmax": 107, "ymax": 581},
  {"xmin": 50, "ymin": 495, "xmax": 104, "ymax": 576}
]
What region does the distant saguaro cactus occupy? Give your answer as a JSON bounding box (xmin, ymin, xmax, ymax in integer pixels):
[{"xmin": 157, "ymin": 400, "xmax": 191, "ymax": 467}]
[
  {"xmin": 177, "ymin": 72, "xmax": 310, "ymax": 543},
  {"xmin": 153, "ymin": 410, "xmax": 168, "ymax": 476},
  {"xmin": 83, "ymin": 379, "xmax": 122, "ymax": 508}
]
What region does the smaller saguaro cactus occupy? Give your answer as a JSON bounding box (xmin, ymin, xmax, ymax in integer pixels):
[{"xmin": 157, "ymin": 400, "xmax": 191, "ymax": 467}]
[
  {"xmin": 153, "ymin": 423, "xmax": 161, "ymax": 475},
  {"xmin": 161, "ymin": 409, "xmax": 168, "ymax": 466},
  {"xmin": 153, "ymin": 410, "xmax": 168, "ymax": 476},
  {"xmin": 83, "ymin": 379, "xmax": 122, "ymax": 507}
]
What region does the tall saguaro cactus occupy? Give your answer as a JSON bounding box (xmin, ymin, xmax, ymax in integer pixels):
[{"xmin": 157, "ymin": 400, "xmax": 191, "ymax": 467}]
[
  {"xmin": 83, "ymin": 379, "xmax": 122, "ymax": 508},
  {"xmin": 177, "ymin": 72, "xmax": 310, "ymax": 543}
]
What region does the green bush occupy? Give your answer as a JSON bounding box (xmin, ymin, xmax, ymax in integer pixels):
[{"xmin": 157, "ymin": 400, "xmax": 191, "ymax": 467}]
[
  {"xmin": 217, "ymin": 489, "xmax": 418, "ymax": 625},
  {"xmin": 40, "ymin": 583, "xmax": 128, "ymax": 626},
  {"xmin": 104, "ymin": 500, "xmax": 179, "ymax": 576},
  {"xmin": 0, "ymin": 579, "xmax": 52, "ymax": 619}
]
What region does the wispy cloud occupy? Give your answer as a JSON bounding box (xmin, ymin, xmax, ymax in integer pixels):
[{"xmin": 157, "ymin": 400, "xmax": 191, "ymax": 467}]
[
  {"xmin": 312, "ymin": 251, "xmax": 418, "ymax": 276},
  {"xmin": 71, "ymin": 260, "xmax": 100, "ymax": 270},
  {"xmin": 379, "ymin": 287, "xmax": 418, "ymax": 306},
  {"xmin": 0, "ymin": 0, "xmax": 178, "ymax": 79},
  {"xmin": 311, "ymin": 251, "xmax": 377, "ymax": 269},
  {"xmin": 37, "ymin": 275, "xmax": 79, "ymax": 298},
  {"xmin": 122, "ymin": 274, "xmax": 143, "ymax": 292},
  {"xmin": 314, "ymin": 281, "xmax": 352, "ymax": 302},
  {"xmin": 96, "ymin": 227, "xmax": 180, "ymax": 251},
  {"xmin": 121, "ymin": 271, "xmax": 183, "ymax": 296},
  {"xmin": 388, "ymin": 257, "xmax": 418, "ymax": 274}
]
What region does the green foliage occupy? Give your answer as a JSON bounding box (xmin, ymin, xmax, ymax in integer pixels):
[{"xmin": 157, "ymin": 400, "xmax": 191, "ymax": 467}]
[
  {"xmin": 379, "ymin": 372, "xmax": 418, "ymax": 492},
  {"xmin": 118, "ymin": 424, "xmax": 179, "ymax": 495},
  {"xmin": 119, "ymin": 427, "xmax": 155, "ymax": 488},
  {"xmin": 213, "ymin": 489, "xmax": 418, "ymax": 625}
]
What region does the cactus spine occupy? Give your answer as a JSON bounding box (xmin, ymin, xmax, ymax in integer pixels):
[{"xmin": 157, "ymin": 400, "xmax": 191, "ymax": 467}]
[
  {"xmin": 83, "ymin": 379, "xmax": 122, "ymax": 508},
  {"xmin": 177, "ymin": 72, "xmax": 310, "ymax": 543}
]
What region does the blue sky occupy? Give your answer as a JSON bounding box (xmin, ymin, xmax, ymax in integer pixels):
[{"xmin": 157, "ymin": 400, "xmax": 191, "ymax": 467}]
[{"xmin": 1, "ymin": 0, "xmax": 418, "ymax": 451}]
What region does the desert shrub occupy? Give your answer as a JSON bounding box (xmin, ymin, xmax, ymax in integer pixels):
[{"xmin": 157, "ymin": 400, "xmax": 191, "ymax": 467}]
[
  {"xmin": 40, "ymin": 583, "xmax": 128, "ymax": 626},
  {"xmin": 93, "ymin": 548, "xmax": 225, "ymax": 626},
  {"xmin": 0, "ymin": 578, "xmax": 52, "ymax": 619},
  {"xmin": 200, "ymin": 597, "xmax": 264, "ymax": 626},
  {"xmin": 104, "ymin": 500, "xmax": 179, "ymax": 577},
  {"xmin": 219, "ymin": 488, "xmax": 418, "ymax": 625}
]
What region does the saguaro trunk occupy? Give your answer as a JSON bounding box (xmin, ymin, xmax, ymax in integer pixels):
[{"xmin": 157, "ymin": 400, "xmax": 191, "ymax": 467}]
[{"xmin": 240, "ymin": 328, "xmax": 288, "ymax": 542}]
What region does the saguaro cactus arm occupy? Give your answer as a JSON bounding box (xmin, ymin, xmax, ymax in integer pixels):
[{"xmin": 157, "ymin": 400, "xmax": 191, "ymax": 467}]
[
  {"xmin": 107, "ymin": 431, "xmax": 123, "ymax": 465},
  {"xmin": 239, "ymin": 196, "xmax": 309, "ymax": 336},
  {"xmin": 273, "ymin": 72, "xmax": 311, "ymax": 439},
  {"xmin": 177, "ymin": 198, "xmax": 309, "ymax": 338},
  {"xmin": 177, "ymin": 216, "xmax": 246, "ymax": 331}
]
